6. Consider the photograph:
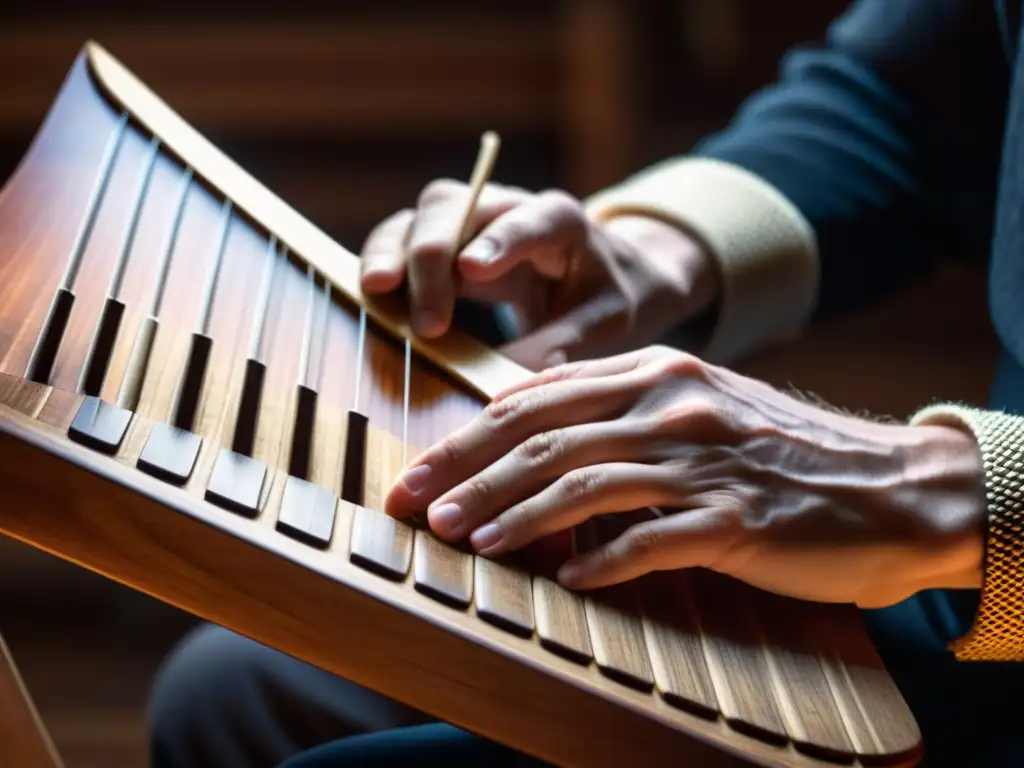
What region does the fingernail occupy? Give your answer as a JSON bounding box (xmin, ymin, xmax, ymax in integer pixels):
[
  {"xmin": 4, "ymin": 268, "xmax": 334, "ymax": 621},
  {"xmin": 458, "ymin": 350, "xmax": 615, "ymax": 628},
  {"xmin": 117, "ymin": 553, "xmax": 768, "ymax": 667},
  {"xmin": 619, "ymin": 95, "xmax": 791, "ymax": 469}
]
[
  {"xmin": 400, "ymin": 464, "xmax": 431, "ymax": 494},
  {"xmin": 428, "ymin": 503, "xmax": 463, "ymax": 536},
  {"xmin": 462, "ymin": 238, "xmax": 498, "ymax": 264},
  {"xmin": 470, "ymin": 522, "xmax": 503, "ymax": 552}
]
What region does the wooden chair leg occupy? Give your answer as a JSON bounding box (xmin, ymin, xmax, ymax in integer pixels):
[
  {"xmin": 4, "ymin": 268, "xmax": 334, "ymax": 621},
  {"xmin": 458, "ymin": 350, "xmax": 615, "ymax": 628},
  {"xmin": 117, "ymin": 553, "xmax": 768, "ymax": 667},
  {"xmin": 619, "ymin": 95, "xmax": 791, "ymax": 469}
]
[{"xmin": 0, "ymin": 630, "xmax": 64, "ymax": 768}]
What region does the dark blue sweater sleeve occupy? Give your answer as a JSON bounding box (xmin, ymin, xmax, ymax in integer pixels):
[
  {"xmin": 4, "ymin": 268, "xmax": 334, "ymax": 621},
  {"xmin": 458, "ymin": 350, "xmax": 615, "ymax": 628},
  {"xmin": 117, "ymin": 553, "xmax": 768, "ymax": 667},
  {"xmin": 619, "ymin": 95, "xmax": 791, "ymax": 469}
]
[{"xmin": 692, "ymin": 0, "xmax": 1008, "ymax": 318}]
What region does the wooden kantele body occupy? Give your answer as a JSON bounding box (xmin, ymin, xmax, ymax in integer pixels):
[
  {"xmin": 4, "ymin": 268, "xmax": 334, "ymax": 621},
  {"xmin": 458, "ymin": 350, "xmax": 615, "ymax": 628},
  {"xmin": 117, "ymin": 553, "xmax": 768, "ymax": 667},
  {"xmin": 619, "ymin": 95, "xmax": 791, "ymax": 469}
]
[{"xmin": 0, "ymin": 44, "xmax": 923, "ymax": 767}]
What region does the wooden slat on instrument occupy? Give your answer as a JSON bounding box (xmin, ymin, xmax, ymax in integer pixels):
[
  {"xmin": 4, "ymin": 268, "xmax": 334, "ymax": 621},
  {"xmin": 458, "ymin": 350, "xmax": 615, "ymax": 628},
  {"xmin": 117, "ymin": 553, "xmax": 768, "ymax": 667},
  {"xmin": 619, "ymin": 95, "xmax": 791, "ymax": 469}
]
[
  {"xmin": 413, "ymin": 531, "xmax": 474, "ymax": 609},
  {"xmin": 533, "ymin": 576, "xmax": 593, "ymax": 665},
  {"xmin": 580, "ymin": 520, "xmax": 654, "ymax": 691},
  {"xmin": 35, "ymin": 388, "xmax": 84, "ymax": 432},
  {"xmin": 640, "ymin": 571, "xmax": 719, "ymax": 718},
  {"xmin": 0, "ymin": 376, "xmax": 49, "ymax": 418},
  {"xmin": 348, "ymin": 502, "xmax": 414, "ymax": 581},
  {"xmin": 819, "ymin": 604, "xmax": 921, "ymax": 760},
  {"xmin": 362, "ymin": 424, "xmax": 404, "ymax": 515},
  {"xmin": 585, "ymin": 585, "xmax": 655, "ymax": 693},
  {"xmin": 753, "ymin": 593, "xmax": 855, "ymax": 760},
  {"xmin": 474, "ymin": 556, "xmax": 535, "ymax": 637},
  {"xmin": 689, "ymin": 571, "xmax": 789, "ymax": 743}
]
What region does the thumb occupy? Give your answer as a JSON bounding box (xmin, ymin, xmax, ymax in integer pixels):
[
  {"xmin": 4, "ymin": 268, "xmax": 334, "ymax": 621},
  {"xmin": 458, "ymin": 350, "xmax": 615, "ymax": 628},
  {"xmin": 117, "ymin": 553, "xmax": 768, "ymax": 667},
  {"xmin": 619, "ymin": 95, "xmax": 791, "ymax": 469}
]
[{"xmin": 498, "ymin": 290, "xmax": 633, "ymax": 370}]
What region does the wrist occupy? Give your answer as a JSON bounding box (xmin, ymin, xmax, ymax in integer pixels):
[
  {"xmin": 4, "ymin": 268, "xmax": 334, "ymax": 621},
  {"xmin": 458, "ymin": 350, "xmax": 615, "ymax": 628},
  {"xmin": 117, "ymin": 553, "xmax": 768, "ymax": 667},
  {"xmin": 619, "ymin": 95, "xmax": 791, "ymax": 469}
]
[
  {"xmin": 897, "ymin": 424, "xmax": 987, "ymax": 592},
  {"xmin": 599, "ymin": 214, "xmax": 720, "ymax": 317}
]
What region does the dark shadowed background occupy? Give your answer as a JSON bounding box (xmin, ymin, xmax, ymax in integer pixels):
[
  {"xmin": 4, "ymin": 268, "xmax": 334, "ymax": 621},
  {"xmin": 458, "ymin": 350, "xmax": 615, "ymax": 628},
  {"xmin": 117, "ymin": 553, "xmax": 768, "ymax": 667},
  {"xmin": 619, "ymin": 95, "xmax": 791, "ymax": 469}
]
[{"xmin": 0, "ymin": 2, "xmax": 998, "ymax": 765}]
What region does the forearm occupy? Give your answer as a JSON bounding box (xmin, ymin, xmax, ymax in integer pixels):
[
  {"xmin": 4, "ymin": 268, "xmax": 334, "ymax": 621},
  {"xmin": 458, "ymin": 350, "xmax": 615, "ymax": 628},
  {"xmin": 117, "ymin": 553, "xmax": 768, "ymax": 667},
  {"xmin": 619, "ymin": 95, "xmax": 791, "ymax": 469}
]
[{"xmin": 585, "ymin": 0, "xmax": 1003, "ymax": 365}]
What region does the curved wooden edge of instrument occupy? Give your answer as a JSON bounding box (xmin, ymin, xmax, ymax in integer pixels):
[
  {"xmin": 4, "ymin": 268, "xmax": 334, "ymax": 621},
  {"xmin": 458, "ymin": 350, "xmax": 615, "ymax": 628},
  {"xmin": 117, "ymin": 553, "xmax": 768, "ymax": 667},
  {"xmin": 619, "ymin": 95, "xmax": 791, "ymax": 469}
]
[
  {"xmin": 0, "ymin": 395, "xmax": 921, "ymax": 768},
  {"xmin": 0, "ymin": 631, "xmax": 64, "ymax": 768},
  {"xmin": 81, "ymin": 40, "xmax": 533, "ymax": 404}
]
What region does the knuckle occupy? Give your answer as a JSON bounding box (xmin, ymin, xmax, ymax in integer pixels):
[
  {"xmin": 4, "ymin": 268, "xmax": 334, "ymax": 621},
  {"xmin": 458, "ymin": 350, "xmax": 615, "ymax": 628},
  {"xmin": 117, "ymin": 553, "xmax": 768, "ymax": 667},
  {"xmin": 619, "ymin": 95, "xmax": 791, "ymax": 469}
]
[
  {"xmin": 559, "ymin": 468, "xmax": 602, "ymax": 502},
  {"xmin": 463, "ymin": 476, "xmax": 491, "ymax": 506},
  {"xmin": 653, "ymin": 352, "xmax": 706, "ymax": 381},
  {"xmin": 621, "ymin": 526, "xmax": 662, "ymax": 561},
  {"xmin": 536, "ymin": 189, "xmax": 582, "ymax": 216},
  {"xmin": 654, "ymin": 396, "xmax": 721, "ymax": 435},
  {"xmin": 409, "ymin": 243, "xmax": 451, "ymax": 273},
  {"xmin": 536, "ymin": 189, "xmax": 586, "ymax": 231},
  {"xmin": 515, "ymin": 431, "xmax": 564, "ymax": 466},
  {"xmin": 493, "ymin": 216, "xmax": 533, "ymax": 246},
  {"xmin": 505, "ymin": 502, "xmax": 540, "ymax": 536},
  {"xmin": 417, "ymin": 178, "xmax": 463, "ymax": 208},
  {"xmin": 485, "ymin": 387, "xmax": 547, "ymax": 426},
  {"xmin": 436, "ymin": 435, "xmax": 463, "ymax": 467}
]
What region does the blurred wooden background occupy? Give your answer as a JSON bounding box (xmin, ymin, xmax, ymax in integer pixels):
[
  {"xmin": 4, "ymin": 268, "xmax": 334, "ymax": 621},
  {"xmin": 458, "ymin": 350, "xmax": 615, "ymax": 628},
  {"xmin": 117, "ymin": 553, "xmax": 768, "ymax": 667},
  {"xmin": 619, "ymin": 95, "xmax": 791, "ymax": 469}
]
[{"xmin": 0, "ymin": 2, "xmax": 999, "ymax": 766}]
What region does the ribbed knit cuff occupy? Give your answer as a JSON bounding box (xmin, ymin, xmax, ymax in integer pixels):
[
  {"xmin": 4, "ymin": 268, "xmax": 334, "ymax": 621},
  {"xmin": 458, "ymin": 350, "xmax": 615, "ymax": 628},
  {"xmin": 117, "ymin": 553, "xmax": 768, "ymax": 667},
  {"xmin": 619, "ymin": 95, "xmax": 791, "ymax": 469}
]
[
  {"xmin": 911, "ymin": 403, "xmax": 1024, "ymax": 661},
  {"xmin": 584, "ymin": 157, "xmax": 819, "ymax": 365}
]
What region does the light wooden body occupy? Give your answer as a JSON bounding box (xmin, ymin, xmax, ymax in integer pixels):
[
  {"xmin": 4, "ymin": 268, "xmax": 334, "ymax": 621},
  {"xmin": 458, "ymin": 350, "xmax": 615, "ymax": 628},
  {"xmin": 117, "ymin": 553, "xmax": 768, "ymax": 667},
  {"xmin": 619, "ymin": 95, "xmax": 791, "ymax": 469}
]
[{"xmin": 0, "ymin": 45, "xmax": 923, "ymax": 768}]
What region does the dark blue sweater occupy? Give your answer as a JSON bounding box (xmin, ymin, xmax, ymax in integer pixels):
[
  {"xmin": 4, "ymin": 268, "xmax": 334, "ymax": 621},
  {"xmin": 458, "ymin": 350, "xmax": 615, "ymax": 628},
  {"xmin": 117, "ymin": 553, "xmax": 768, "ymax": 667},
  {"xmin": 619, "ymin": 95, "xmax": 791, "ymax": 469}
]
[{"xmin": 695, "ymin": 0, "xmax": 1010, "ymax": 324}]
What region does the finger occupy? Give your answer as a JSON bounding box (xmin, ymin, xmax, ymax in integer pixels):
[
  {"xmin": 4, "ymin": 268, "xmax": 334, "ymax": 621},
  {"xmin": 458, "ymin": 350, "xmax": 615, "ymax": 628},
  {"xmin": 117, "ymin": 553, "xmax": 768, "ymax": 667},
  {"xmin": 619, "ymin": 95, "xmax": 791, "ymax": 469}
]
[
  {"xmin": 555, "ymin": 507, "xmax": 732, "ymax": 590},
  {"xmin": 466, "ymin": 463, "xmax": 681, "ymax": 557},
  {"xmin": 498, "ymin": 290, "xmax": 635, "ymax": 370},
  {"xmin": 360, "ymin": 209, "xmax": 415, "ymax": 294},
  {"xmin": 406, "ymin": 181, "xmax": 529, "ymax": 337},
  {"xmin": 456, "ymin": 190, "xmax": 587, "ymax": 282},
  {"xmin": 425, "ymin": 418, "xmax": 656, "ymax": 540},
  {"xmin": 384, "ymin": 371, "xmax": 647, "ymax": 518},
  {"xmin": 491, "ymin": 345, "xmax": 679, "ymax": 403}
]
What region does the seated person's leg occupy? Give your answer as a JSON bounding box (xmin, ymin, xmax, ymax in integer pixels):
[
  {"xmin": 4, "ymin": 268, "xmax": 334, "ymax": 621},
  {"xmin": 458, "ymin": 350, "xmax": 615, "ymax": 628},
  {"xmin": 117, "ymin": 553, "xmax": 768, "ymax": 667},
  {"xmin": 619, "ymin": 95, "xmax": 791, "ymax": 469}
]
[
  {"xmin": 274, "ymin": 723, "xmax": 547, "ymax": 768},
  {"xmin": 148, "ymin": 623, "xmax": 429, "ymax": 768}
]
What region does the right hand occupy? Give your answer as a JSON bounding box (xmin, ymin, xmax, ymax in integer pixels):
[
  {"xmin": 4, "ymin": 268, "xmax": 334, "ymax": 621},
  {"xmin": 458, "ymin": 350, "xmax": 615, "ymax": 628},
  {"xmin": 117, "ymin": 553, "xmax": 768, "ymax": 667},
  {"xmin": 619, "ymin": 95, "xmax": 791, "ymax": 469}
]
[{"xmin": 359, "ymin": 179, "xmax": 719, "ymax": 371}]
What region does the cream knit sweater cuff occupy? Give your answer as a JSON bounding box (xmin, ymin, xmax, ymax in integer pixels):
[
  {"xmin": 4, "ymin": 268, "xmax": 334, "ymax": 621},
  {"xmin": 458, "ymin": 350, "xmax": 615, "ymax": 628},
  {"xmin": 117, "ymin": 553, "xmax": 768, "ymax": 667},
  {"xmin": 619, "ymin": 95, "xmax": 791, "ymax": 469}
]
[
  {"xmin": 912, "ymin": 403, "xmax": 1024, "ymax": 661},
  {"xmin": 584, "ymin": 157, "xmax": 820, "ymax": 365}
]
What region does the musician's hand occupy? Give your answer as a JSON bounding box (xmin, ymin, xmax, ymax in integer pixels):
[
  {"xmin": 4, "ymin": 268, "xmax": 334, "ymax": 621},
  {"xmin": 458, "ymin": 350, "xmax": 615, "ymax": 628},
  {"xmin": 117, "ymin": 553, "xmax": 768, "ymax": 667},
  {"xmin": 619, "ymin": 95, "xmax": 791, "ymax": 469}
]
[
  {"xmin": 386, "ymin": 346, "xmax": 988, "ymax": 608},
  {"xmin": 359, "ymin": 181, "xmax": 717, "ymax": 370}
]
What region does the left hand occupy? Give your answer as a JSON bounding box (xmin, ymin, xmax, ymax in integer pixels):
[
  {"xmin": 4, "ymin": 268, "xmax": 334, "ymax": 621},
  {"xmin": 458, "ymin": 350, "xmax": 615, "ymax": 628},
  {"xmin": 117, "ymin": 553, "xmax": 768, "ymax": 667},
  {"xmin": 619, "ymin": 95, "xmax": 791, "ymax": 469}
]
[{"xmin": 385, "ymin": 346, "xmax": 987, "ymax": 608}]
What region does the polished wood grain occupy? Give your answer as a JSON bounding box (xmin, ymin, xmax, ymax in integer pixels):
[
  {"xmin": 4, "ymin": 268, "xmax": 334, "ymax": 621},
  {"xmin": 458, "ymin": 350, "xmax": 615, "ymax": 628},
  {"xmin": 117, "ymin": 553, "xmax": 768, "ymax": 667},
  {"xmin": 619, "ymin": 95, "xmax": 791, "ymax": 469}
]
[
  {"xmin": 534, "ymin": 575, "xmax": 594, "ymax": 665},
  {"xmin": 585, "ymin": 585, "xmax": 656, "ymax": 693},
  {"xmin": 640, "ymin": 572, "xmax": 719, "ymax": 718},
  {"xmin": 0, "ymin": 44, "xmax": 925, "ymax": 768},
  {"xmin": 691, "ymin": 572, "xmax": 790, "ymax": 743}
]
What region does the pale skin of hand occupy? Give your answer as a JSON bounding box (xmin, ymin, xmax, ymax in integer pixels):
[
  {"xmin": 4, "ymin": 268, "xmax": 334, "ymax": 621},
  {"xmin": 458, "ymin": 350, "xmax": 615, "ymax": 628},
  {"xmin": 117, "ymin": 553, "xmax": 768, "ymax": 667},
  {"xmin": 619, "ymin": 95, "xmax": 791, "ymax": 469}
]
[
  {"xmin": 385, "ymin": 346, "xmax": 988, "ymax": 609},
  {"xmin": 359, "ymin": 180, "xmax": 718, "ymax": 370}
]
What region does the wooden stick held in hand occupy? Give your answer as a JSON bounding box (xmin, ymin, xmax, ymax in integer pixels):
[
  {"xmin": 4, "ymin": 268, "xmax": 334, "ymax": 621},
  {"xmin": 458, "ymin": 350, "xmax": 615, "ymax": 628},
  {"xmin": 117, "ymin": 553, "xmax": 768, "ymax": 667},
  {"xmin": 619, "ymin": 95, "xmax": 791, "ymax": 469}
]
[{"xmin": 453, "ymin": 131, "xmax": 501, "ymax": 254}]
